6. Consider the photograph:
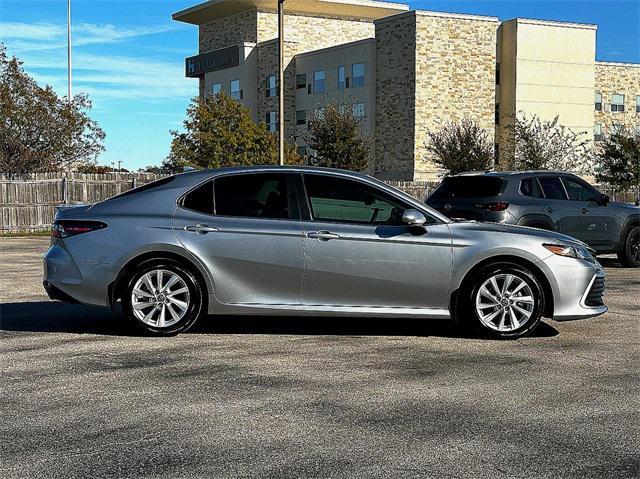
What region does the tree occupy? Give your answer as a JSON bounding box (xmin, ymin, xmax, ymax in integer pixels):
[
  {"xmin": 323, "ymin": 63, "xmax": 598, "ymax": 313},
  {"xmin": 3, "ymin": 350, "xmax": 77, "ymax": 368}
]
[
  {"xmin": 168, "ymin": 92, "xmax": 302, "ymax": 170},
  {"xmin": 304, "ymin": 102, "xmax": 370, "ymax": 171},
  {"xmin": 424, "ymin": 119, "xmax": 494, "ymax": 176},
  {"xmin": 595, "ymin": 127, "xmax": 640, "ymax": 198},
  {"xmin": 0, "ymin": 44, "xmax": 105, "ymax": 174},
  {"xmin": 504, "ymin": 113, "xmax": 591, "ymax": 173}
]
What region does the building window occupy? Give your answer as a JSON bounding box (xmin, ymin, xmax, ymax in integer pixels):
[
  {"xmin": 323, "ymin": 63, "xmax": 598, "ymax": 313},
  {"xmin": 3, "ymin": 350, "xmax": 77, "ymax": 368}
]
[
  {"xmin": 296, "ymin": 110, "xmax": 306, "ymax": 126},
  {"xmin": 296, "ymin": 73, "xmax": 307, "ymax": 89},
  {"xmin": 593, "ymin": 123, "xmax": 603, "ymax": 141},
  {"xmin": 611, "ymin": 93, "xmax": 624, "ymax": 112},
  {"xmin": 495, "ymin": 104, "xmax": 500, "ymax": 125},
  {"xmin": 595, "ymin": 92, "xmax": 602, "ymax": 111},
  {"xmin": 351, "ymin": 63, "xmax": 365, "ymax": 88},
  {"xmin": 212, "ymin": 83, "xmax": 221, "ymax": 96},
  {"xmin": 352, "ymin": 103, "xmax": 365, "ymax": 119},
  {"xmin": 266, "ymin": 75, "xmax": 276, "ymax": 97},
  {"xmin": 636, "ymin": 95, "xmax": 640, "ymax": 113},
  {"xmin": 314, "ymin": 70, "xmax": 325, "ymax": 93},
  {"xmin": 338, "ymin": 66, "xmax": 345, "ymax": 90},
  {"xmin": 266, "ymin": 111, "xmax": 277, "ymax": 132},
  {"xmin": 495, "ymin": 63, "xmax": 500, "ymax": 85},
  {"xmin": 230, "ymin": 79, "xmax": 241, "ymax": 100}
]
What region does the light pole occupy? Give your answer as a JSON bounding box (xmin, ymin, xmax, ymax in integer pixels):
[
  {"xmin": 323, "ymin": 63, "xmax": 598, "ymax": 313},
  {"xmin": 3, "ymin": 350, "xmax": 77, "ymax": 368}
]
[
  {"xmin": 278, "ymin": 0, "xmax": 285, "ymax": 166},
  {"xmin": 67, "ymin": 0, "xmax": 72, "ymax": 102}
]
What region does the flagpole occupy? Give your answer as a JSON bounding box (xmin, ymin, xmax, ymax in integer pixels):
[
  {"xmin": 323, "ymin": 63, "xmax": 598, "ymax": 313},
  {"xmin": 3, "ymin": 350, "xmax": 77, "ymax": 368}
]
[{"xmin": 67, "ymin": 0, "xmax": 72, "ymax": 102}]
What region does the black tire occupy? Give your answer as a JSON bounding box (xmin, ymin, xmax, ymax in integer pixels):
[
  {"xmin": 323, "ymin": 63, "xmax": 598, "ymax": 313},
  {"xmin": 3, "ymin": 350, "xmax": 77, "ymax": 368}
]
[
  {"xmin": 617, "ymin": 226, "xmax": 640, "ymax": 268},
  {"xmin": 457, "ymin": 262, "xmax": 544, "ymax": 339},
  {"xmin": 121, "ymin": 258, "xmax": 204, "ymax": 335}
]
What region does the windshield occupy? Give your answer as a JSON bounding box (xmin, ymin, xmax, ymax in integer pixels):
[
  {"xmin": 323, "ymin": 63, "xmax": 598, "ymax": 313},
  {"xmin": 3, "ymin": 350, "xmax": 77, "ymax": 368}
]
[{"xmin": 429, "ymin": 176, "xmax": 506, "ymax": 200}]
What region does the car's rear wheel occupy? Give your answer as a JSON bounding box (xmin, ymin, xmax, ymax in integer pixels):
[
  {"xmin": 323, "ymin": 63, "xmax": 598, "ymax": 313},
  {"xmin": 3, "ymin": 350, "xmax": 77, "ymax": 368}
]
[
  {"xmin": 459, "ymin": 262, "xmax": 544, "ymax": 339},
  {"xmin": 617, "ymin": 226, "xmax": 640, "ymax": 268},
  {"xmin": 122, "ymin": 259, "xmax": 204, "ymax": 335}
]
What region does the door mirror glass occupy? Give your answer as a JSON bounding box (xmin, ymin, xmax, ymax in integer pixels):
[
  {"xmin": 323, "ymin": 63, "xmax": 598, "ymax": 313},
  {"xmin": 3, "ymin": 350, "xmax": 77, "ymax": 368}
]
[
  {"xmin": 599, "ymin": 194, "xmax": 610, "ymax": 206},
  {"xmin": 402, "ymin": 209, "xmax": 427, "ymax": 226}
]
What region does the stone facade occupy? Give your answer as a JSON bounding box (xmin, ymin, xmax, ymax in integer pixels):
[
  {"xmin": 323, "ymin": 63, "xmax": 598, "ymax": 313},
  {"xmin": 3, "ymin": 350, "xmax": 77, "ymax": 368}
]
[
  {"xmin": 374, "ymin": 11, "xmax": 498, "ymax": 180},
  {"xmin": 595, "ymin": 62, "xmax": 640, "ymax": 135},
  {"xmin": 199, "ymin": 9, "xmax": 258, "ymax": 52},
  {"xmin": 374, "ymin": 13, "xmax": 417, "ymax": 180}
]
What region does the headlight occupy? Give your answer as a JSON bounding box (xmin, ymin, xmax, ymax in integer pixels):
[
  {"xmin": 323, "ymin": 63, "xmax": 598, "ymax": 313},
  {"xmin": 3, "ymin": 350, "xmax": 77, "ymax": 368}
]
[{"xmin": 543, "ymin": 244, "xmax": 595, "ymax": 262}]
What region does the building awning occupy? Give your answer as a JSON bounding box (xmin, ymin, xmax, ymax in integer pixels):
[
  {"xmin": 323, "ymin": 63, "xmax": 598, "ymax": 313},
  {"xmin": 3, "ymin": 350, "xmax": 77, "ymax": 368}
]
[{"xmin": 173, "ymin": 0, "xmax": 409, "ymax": 25}]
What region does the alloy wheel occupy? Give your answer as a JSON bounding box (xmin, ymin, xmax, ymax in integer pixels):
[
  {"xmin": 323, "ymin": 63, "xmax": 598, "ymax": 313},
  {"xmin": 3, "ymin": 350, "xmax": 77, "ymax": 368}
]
[
  {"xmin": 475, "ymin": 273, "xmax": 535, "ymax": 332},
  {"xmin": 628, "ymin": 229, "xmax": 640, "ymax": 263},
  {"xmin": 131, "ymin": 269, "xmax": 191, "ymax": 328}
]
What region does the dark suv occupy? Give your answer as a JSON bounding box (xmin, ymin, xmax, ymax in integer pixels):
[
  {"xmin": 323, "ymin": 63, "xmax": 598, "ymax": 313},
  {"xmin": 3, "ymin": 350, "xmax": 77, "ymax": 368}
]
[{"xmin": 426, "ymin": 171, "xmax": 640, "ymax": 267}]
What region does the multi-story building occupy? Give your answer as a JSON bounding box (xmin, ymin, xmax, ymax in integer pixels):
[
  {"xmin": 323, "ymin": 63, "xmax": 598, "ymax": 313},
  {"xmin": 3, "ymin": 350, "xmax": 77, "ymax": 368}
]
[{"xmin": 174, "ymin": 0, "xmax": 640, "ymax": 181}]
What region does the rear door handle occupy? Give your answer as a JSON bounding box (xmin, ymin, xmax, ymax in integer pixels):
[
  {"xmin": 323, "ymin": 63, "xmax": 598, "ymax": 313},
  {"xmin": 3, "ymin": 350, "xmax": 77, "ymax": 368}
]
[
  {"xmin": 581, "ymin": 208, "xmax": 589, "ymax": 214},
  {"xmin": 307, "ymin": 230, "xmax": 340, "ymax": 241},
  {"xmin": 546, "ymin": 207, "xmax": 555, "ymax": 213},
  {"xmin": 184, "ymin": 223, "xmax": 219, "ymax": 234}
]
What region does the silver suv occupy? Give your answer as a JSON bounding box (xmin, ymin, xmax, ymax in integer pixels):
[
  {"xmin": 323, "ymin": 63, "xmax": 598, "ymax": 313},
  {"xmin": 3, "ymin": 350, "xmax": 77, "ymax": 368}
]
[{"xmin": 426, "ymin": 171, "xmax": 640, "ymax": 267}]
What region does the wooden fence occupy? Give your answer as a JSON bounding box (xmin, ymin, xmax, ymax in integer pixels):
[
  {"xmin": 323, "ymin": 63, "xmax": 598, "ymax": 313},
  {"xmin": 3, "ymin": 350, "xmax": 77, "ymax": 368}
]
[
  {"xmin": 0, "ymin": 173, "xmax": 163, "ymax": 233},
  {"xmin": 0, "ymin": 173, "xmax": 635, "ymax": 234}
]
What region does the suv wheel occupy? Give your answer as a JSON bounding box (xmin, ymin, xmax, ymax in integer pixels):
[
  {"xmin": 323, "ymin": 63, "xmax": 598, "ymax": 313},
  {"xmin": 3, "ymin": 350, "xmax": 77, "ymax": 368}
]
[
  {"xmin": 618, "ymin": 226, "xmax": 640, "ymax": 268},
  {"xmin": 459, "ymin": 262, "xmax": 544, "ymax": 339},
  {"xmin": 122, "ymin": 259, "xmax": 204, "ymax": 335}
]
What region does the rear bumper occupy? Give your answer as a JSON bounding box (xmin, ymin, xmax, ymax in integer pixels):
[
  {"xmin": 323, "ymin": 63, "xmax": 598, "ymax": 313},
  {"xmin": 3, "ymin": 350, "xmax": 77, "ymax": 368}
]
[
  {"xmin": 43, "ymin": 242, "xmax": 113, "ymax": 307},
  {"xmin": 43, "ymin": 280, "xmax": 79, "ymax": 303}
]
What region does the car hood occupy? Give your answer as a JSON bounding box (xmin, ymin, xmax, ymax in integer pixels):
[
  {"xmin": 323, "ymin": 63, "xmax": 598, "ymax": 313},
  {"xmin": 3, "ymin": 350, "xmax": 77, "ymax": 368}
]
[
  {"xmin": 448, "ymin": 220, "xmax": 588, "ymax": 248},
  {"xmin": 610, "ymin": 201, "xmax": 640, "ymax": 213}
]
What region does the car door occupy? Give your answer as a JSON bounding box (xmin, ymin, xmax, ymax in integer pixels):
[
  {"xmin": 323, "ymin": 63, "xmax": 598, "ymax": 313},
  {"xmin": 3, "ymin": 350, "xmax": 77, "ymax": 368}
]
[
  {"xmin": 299, "ymin": 173, "xmax": 452, "ymax": 310},
  {"xmin": 537, "ymin": 176, "xmax": 581, "ymax": 238},
  {"xmin": 560, "ymin": 175, "xmax": 618, "ymax": 249},
  {"xmin": 173, "ymin": 172, "xmax": 304, "ymax": 305}
]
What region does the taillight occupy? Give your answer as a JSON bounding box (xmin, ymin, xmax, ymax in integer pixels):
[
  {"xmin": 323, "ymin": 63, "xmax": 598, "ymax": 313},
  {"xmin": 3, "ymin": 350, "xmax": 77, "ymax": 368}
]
[
  {"xmin": 475, "ymin": 201, "xmax": 509, "ymax": 212},
  {"xmin": 51, "ymin": 220, "xmax": 107, "ymax": 238}
]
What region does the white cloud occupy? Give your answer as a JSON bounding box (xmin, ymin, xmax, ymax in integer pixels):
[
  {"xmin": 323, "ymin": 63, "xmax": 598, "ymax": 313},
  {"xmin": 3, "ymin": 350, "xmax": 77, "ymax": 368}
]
[{"xmin": 0, "ymin": 21, "xmax": 179, "ymax": 51}]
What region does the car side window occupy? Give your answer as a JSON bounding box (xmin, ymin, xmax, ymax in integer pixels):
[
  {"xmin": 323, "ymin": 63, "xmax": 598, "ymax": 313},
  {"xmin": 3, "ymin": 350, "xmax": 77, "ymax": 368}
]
[
  {"xmin": 303, "ymin": 174, "xmax": 410, "ymax": 225},
  {"xmin": 520, "ymin": 178, "xmax": 544, "ymax": 198},
  {"xmin": 181, "ymin": 180, "xmax": 214, "ymax": 214},
  {"xmin": 562, "ymin": 177, "xmax": 599, "ymax": 202},
  {"xmin": 538, "ymin": 177, "xmax": 567, "ymax": 200},
  {"xmin": 214, "ymin": 173, "xmax": 294, "ymax": 220}
]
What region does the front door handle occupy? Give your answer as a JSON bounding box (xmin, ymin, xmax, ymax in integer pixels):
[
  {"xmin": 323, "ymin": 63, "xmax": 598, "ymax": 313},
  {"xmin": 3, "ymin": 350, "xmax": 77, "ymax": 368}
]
[
  {"xmin": 184, "ymin": 223, "xmax": 219, "ymax": 234},
  {"xmin": 581, "ymin": 208, "xmax": 589, "ymax": 214},
  {"xmin": 307, "ymin": 230, "xmax": 340, "ymax": 241},
  {"xmin": 546, "ymin": 207, "xmax": 555, "ymax": 213}
]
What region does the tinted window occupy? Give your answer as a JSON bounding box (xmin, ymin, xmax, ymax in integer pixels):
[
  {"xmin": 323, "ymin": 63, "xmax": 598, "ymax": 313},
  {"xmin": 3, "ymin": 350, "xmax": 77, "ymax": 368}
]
[
  {"xmin": 109, "ymin": 176, "xmax": 175, "ymax": 200},
  {"xmin": 538, "ymin": 177, "xmax": 567, "ymax": 200},
  {"xmin": 214, "ymin": 173, "xmax": 292, "ymax": 220},
  {"xmin": 304, "ymin": 174, "xmax": 408, "ymax": 225},
  {"xmin": 182, "ymin": 180, "xmax": 213, "ymax": 214},
  {"xmin": 430, "ymin": 177, "xmax": 505, "ymax": 200},
  {"xmin": 520, "ymin": 178, "xmax": 544, "ymax": 198},
  {"xmin": 562, "ymin": 177, "xmax": 599, "ymax": 201}
]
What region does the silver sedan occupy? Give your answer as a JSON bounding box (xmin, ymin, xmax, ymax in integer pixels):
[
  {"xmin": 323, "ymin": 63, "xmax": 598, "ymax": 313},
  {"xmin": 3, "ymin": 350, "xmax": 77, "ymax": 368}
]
[{"xmin": 43, "ymin": 167, "xmax": 607, "ymax": 338}]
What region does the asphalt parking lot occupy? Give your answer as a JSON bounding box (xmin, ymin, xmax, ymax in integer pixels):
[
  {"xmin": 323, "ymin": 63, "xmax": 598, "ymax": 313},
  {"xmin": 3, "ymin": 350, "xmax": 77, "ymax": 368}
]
[{"xmin": 1, "ymin": 237, "xmax": 639, "ymax": 478}]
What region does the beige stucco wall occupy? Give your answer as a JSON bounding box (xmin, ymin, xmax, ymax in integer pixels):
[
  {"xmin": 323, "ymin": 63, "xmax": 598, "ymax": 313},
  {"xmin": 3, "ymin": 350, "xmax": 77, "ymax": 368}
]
[
  {"xmin": 595, "ymin": 62, "xmax": 640, "ymax": 135},
  {"xmin": 496, "ymin": 19, "xmax": 597, "ymax": 167}
]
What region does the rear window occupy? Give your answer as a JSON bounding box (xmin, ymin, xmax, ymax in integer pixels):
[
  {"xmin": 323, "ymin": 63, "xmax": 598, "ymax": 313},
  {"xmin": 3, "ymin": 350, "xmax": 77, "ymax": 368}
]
[
  {"xmin": 430, "ymin": 176, "xmax": 505, "ymax": 200},
  {"xmin": 108, "ymin": 176, "xmax": 175, "ymax": 200}
]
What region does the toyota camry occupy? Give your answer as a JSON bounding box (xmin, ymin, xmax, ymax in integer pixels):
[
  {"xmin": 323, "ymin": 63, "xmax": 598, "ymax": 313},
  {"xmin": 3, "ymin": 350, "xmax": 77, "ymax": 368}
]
[{"xmin": 43, "ymin": 167, "xmax": 607, "ymax": 338}]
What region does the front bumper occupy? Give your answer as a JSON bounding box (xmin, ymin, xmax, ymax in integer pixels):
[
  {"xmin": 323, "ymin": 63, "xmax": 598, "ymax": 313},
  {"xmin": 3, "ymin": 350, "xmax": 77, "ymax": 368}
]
[{"xmin": 541, "ymin": 255, "xmax": 608, "ymax": 321}]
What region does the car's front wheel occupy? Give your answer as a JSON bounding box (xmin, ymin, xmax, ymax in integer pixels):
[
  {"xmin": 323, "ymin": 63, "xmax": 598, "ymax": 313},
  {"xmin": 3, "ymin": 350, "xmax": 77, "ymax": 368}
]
[
  {"xmin": 122, "ymin": 259, "xmax": 204, "ymax": 335},
  {"xmin": 617, "ymin": 226, "xmax": 640, "ymax": 268},
  {"xmin": 459, "ymin": 262, "xmax": 544, "ymax": 339}
]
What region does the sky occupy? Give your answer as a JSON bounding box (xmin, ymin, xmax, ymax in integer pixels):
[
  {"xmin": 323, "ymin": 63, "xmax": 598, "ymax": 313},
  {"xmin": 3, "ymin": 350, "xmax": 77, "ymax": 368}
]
[{"xmin": 1, "ymin": 0, "xmax": 638, "ymax": 171}]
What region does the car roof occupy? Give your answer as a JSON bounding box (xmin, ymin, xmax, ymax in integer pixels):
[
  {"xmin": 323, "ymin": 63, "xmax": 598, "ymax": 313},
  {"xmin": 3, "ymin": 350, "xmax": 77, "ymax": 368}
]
[
  {"xmin": 175, "ymin": 165, "xmax": 374, "ymax": 181},
  {"xmin": 454, "ymin": 170, "xmax": 580, "ymax": 178}
]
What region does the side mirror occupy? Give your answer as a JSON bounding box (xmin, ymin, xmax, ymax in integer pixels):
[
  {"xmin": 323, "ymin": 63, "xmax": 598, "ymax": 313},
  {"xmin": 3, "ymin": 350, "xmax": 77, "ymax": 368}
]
[
  {"xmin": 599, "ymin": 194, "xmax": 610, "ymax": 206},
  {"xmin": 402, "ymin": 209, "xmax": 427, "ymax": 227}
]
